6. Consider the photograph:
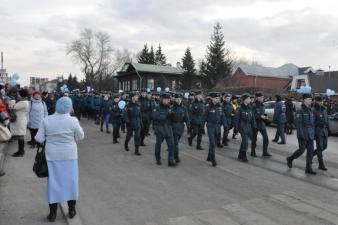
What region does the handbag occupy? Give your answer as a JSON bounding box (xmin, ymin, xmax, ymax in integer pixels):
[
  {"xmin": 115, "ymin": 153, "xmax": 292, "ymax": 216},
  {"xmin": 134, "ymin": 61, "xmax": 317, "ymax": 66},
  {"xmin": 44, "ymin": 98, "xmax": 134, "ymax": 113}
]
[
  {"xmin": 0, "ymin": 124, "xmax": 12, "ymax": 142},
  {"xmin": 9, "ymin": 109, "xmax": 17, "ymax": 123},
  {"xmin": 33, "ymin": 144, "xmax": 49, "ymax": 178}
]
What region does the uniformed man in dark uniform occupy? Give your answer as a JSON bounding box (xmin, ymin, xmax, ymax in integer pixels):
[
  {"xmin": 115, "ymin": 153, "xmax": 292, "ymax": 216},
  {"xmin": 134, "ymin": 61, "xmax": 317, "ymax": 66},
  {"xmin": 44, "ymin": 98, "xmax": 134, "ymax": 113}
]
[
  {"xmin": 152, "ymin": 93, "xmax": 176, "ymax": 167},
  {"xmin": 120, "ymin": 92, "xmax": 127, "ymax": 133},
  {"xmin": 124, "ymin": 92, "xmax": 142, "ymax": 156},
  {"xmin": 172, "ymin": 93, "xmax": 190, "ymax": 163},
  {"xmin": 204, "ymin": 92, "xmax": 228, "ymax": 167},
  {"xmin": 286, "ymin": 93, "xmax": 316, "ymax": 174},
  {"xmin": 313, "ymin": 95, "xmax": 329, "ymax": 171},
  {"xmin": 235, "ymin": 93, "xmax": 255, "ymax": 162},
  {"xmin": 110, "ymin": 94, "xmax": 123, "ymax": 144},
  {"xmin": 188, "ymin": 91, "xmax": 205, "ymax": 150},
  {"xmin": 222, "ymin": 93, "xmax": 233, "ymax": 146},
  {"xmin": 272, "ymin": 94, "xmax": 287, "ymax": 144},
  {"xmin": 186, "ymin": 92, "xmax": 195, "ymax": 135},
  {"xmin": 139, "ymin": 88, "xmax": 152, "ymax": 146},
  {"xmin": 251, "ymin": 92, "xmax": 271, "ymax": 157},
  {"xmin": 230, "ymin": 96, "xmax": 239, "ymax": 139}
]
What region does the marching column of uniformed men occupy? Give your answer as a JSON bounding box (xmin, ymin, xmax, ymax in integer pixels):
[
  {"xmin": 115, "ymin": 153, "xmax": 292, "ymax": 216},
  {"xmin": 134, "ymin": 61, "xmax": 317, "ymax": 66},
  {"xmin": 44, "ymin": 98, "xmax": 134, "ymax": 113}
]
[{"xmin": 68, "ymin": 89, "xmax": 330, "ymax": 173}]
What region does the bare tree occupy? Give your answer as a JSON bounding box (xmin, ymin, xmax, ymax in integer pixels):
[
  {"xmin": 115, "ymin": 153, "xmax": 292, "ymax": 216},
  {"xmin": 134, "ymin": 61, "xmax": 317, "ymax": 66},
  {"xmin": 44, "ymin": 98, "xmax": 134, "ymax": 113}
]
[{"xmin": 67, "ymin": 28, "xmax": 113, "ymax": 88}]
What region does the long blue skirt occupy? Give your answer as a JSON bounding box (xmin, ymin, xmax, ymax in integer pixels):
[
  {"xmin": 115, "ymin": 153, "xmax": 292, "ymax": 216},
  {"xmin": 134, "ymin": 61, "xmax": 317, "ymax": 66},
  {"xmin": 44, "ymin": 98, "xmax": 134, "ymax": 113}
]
[{"xmin": 46, "ymin": 160, "xmax": 79, "ymax": 204}]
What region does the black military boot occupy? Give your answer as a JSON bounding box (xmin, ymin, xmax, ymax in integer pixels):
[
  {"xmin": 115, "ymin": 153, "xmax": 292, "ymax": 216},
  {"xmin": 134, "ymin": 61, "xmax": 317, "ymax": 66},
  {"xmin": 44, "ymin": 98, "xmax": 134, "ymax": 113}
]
[
  {"xmin": 168, "ymin": 160, "xmax": 177, "ymax": 167},
  {"xmin": 106, "ymin": 129, "xmax": 110, "ymax": 134},
  {"xmin": 188, "ymin": 137, "xmax": 192, "ymax": 146},
  {"xmin": 250, "ymin": 149, "xmax": 257, "ymax": 157},
  {"xmin": 134, "ymin": 146, "xmax": 141, "ymax": 156},
  {"xmin": 124, "ymin": 143, "xmax": 129, "ymax": 151},
  {"xmin": 286, "ymin": 157, "xmax": 293, "ymax": 168},
  {"xmin": 305, "ymin": 166, "xmax": 317, "ymax": 175},
  {"xmin": 206, "ymin": 153, "xmax": 212, "ymax": 162},
  {"xmin": 47, "ymin": 203, "xmax": 57, "ymax": 222},
  {"xmin": 222, "ymin": 138, "xmax": 228, "ymax": 146},
  {"xmin": 156, "ymin": 160, "xmax": 162, "ymax": 166},
  {"xmin": 67, "ymin": 200, "xmax": 76, "ymax": 219},
  {"xmin": 12, "ymin": 139, "xmax": 25, "ymax": 157},
  {"xmin": 211, "ymin": 156, "xmax": 217, "ymax": 167},
  {"xmin": 217, "ymin": 143, "xmax": 224, "ymax": 148},
  {"xmin": 318, "ymin": 152, "xmax": 327, "ymax": 171},
  {"xmin": 262, "ymin": 148, "xmax": 272, "ymax": 157},
  {"xmin": 238, "ymin": 151, "xmax": 248, "ymax": 162},
  {"xmin": 196, "ymin": 142, "xmax": 204, "ymax": 150},
  {"xmin": 242, "ymin": 152, "xmax": 249, "ymax": 162},
  {"xmin": 113, "ymin": 138, "xmax": 118, "ymax": 144}
]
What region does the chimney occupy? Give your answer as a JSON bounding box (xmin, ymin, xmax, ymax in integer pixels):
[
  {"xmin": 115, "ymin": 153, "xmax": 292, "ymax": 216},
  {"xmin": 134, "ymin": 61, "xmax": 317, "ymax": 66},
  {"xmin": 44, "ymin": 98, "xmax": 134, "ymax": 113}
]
[
  {"xmin": 176, "ymin": 62, "xmax": 181, "ymax": 68},
  {"xmin": 1, "ymin": 52, "xmax": 3, "ymax": 70}
]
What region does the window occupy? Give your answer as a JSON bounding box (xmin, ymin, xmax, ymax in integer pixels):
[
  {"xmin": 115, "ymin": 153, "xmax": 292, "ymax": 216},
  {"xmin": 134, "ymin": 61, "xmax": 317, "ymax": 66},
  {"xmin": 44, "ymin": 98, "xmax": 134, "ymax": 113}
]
[
  {"xmin": 147, "ymin": 79, "xmax": 154, "ymax": 90},
  {"xmin": 119, "ymin": 81, "xmax": 122, "ymax": 90},
  {"xmin": 172, "ymin": 80, "xmax": 176, "ymax": 90},
  {"xmin": 127, "ymin": 81, "xmax": 130, "ymax": 91},
  {"xmin": 296, "ymin": 79, "xmax": 305, "ymax": 89},
  {"xmin": 132, "ymin": 80, "xmax": 138, "ymax": 90}
]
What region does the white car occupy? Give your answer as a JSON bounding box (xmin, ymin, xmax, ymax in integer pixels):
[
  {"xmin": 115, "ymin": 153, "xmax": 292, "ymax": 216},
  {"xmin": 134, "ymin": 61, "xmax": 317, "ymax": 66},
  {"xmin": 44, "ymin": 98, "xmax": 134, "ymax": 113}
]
[
  {"xmin": 329, "ymin": 113, "xmax": 338, "ymax": 135},
  {"xmin": 263, "ymin": 101, "xmax": 302, "ymax": 125}
]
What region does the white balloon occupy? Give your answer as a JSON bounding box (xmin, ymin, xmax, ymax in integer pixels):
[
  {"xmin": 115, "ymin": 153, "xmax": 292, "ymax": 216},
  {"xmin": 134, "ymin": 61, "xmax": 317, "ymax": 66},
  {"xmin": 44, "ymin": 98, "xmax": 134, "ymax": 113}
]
[
  {"xmin": 118, "ymin": 100, "xmax": 126, "ymax": 109},
  {"xmin": 165, "ymin": 87, "xmax": 170, "ymax": 92},
  {"xmin": 156, "ymin": 87, "xmax": 161, "ymax": 92}
]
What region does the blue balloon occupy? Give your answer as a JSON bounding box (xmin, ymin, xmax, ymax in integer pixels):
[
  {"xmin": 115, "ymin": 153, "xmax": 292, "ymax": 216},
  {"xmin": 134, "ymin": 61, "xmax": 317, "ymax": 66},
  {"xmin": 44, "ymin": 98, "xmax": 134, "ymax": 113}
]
[
  {"xmin": 10, "ymin": 79, "xmax": 17, "ymax": 86},
  {"xmin": 118, "ymin": 100, "xmax": 126, "ymax": 109},
  {"xmin": 326, "ymin": 89, "xmax": 335, "ymax": 96},
  {"xmin": 12, "ymin": 73, "xmax": 20, "ymax": 80},
  {"xmin": 297, "ymin": 86, "xmax": 312, "ymax": 94}
]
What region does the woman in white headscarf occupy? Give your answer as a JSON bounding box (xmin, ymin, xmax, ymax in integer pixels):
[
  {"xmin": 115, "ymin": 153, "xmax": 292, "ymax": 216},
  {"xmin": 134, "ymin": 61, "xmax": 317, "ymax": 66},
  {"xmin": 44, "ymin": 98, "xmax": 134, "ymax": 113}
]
[{"xmin": 35, "ymin": 97, "xmax": 84, "ymax": 222}]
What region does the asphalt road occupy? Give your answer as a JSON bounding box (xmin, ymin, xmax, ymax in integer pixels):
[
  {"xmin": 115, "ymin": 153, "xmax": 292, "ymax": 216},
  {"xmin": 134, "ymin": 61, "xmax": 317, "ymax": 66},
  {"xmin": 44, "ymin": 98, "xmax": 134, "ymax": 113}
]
[{"xmin": 76, "ymin": 120, "xmax": 338, "ymax": 225}]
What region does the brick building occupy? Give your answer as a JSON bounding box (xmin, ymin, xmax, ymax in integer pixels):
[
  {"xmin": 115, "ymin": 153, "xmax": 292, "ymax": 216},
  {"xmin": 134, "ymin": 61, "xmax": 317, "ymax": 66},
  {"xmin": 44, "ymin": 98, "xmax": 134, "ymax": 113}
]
[{"xmin": 232, "ymin": 64, "xmax": 299, "ymax": 90}]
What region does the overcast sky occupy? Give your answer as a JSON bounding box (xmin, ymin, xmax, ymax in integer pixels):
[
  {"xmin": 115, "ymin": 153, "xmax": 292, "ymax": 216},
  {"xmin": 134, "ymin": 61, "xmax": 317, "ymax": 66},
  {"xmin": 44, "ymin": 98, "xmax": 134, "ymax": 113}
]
[{"xmin": 1, "ymin": 0, "xmax": 338, "ymax": 85}]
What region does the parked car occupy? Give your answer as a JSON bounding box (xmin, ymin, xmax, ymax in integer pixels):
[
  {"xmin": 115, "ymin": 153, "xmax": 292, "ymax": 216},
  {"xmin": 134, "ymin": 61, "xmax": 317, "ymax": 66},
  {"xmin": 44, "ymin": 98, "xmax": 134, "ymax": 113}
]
[
  {"xmin": 263, "ymin": 101, "xmax": 302, "ymax": 125},
  {"xmin": 329, "ymin": 113, "xmax": 338, "ymax": 135}
]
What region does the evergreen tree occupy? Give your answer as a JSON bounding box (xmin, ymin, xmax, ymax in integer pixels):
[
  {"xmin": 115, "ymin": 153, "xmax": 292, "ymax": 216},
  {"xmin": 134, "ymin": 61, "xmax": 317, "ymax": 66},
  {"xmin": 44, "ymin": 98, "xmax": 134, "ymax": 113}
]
[
  {"xmin": 204, "ymin": 22, "xmax": 233, "ymax": 88},
  {"xmin": 67, "ymin": 73, "xmax": 74, "ymax": 90},
  {"xmin": 137, "ymin": 44, "xmax": 150, "ymax": 64},
  {"xmin": 181, "ymin": 48, "xmax": 196, "ymax": 89},
  {"xmin": 148, "ymin": 45, "xmax": 155, "ymax": 64},
  {"xmin": 155, "ymin": 44, "xmax": 166, "ymax": 65}
]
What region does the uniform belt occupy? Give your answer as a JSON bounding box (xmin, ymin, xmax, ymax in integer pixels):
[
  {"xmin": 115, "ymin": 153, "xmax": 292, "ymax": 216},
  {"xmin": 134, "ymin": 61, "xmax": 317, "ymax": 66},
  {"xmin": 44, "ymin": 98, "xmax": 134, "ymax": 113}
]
[{"xmin": 303, "ymin": 125, "xmax": 313, "ymax": 128}]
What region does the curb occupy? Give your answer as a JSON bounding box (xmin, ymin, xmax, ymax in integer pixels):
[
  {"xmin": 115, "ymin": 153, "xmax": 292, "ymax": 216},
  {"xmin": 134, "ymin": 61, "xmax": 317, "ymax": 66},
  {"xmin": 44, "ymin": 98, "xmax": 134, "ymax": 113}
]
[{"xmin": 59, "ymin": 203, "xmax": 84, "ymax": 225}]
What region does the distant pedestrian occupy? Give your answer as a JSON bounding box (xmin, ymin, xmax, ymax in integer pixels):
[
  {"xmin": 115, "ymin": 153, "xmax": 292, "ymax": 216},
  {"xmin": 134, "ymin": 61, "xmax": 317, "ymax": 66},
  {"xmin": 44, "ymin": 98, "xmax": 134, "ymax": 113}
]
[
  {"xmin": 11, "ymin": 89, "xmax": 30, "ymax": 157},
  {"xmin": 27, "ymin": 91, "xmax": 48, "ymax": 148},
  {"xmin": 285, "ymin": 98, "xmax": 295, "ymax": 134},
  {"xmin": 272, "ymin": 95, "xmax": 287, "ymax": 144},
  {"xmin": 35, "ymin": 97, "xmax": 84, "ymax": 222}
]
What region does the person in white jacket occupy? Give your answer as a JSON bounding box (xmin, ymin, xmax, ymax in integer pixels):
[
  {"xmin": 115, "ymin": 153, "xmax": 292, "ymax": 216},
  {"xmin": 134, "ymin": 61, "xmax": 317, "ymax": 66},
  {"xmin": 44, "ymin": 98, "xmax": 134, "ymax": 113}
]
[
  {"xmin": 27, "ymin": 91, "xmax": 48, "ymax": 148},
  {"xmin": 11, "ymin": 89, "xmax": 30, "ymax": 157},
  {"xmin": 35, "ymin": 97, "xmax": 84, "ymax": 222}
]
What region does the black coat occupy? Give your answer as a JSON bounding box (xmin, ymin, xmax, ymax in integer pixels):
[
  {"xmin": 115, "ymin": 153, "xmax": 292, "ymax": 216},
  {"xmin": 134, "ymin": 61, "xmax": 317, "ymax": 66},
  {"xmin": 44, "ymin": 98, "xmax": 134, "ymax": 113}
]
[{"xmin": 285, "ymin": 100, "xmax": 295, "ymax": 124}]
